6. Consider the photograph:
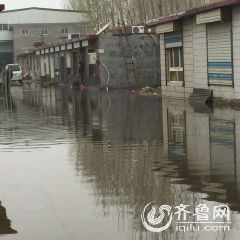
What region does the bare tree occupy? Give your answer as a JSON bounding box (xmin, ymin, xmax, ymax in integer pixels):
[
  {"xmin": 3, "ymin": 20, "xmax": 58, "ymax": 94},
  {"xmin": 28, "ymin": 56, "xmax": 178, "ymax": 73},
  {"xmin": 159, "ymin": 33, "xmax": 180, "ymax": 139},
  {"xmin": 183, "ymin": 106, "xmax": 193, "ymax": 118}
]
[{"xmin": 64, "ymin": 0, "xmax": 222, "ymax": 31}]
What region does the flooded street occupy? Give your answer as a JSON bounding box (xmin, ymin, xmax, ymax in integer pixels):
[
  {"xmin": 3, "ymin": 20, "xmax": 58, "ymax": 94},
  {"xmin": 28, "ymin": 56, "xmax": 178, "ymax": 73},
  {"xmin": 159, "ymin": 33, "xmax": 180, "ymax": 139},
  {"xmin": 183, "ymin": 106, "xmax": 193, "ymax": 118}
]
[{"xmin": 0, "ymin": 85, "xmax": 240, "ymax": 240}]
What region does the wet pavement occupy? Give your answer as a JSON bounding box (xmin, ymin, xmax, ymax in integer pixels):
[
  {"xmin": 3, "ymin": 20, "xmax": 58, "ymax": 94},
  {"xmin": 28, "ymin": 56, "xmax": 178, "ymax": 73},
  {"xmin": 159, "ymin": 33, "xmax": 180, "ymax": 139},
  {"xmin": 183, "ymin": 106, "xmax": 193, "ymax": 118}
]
[{"xmin": 0, "ymin": 85, "xmax": 240, "ymax": 239}]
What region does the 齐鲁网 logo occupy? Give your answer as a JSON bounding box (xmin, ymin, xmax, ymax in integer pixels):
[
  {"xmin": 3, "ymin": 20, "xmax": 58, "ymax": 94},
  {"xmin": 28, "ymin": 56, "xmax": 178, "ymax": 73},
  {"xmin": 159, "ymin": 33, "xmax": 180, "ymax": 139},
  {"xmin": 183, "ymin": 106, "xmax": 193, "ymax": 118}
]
[
  {"xmin": 141, "ymin": 202, "xmax": 231, "ymax": 233},
  {"xmin": 141, "ymin": 202, "xmax": 173, "ymax": 233}
]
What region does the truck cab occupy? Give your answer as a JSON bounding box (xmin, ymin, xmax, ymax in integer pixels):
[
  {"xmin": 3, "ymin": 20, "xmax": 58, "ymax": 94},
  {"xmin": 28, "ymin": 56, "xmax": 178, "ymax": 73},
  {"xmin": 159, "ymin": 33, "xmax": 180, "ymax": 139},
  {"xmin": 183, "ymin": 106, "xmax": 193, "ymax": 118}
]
[{"xmin": 5, "ymin": 64, "xmax": 23, "ymax": 84}]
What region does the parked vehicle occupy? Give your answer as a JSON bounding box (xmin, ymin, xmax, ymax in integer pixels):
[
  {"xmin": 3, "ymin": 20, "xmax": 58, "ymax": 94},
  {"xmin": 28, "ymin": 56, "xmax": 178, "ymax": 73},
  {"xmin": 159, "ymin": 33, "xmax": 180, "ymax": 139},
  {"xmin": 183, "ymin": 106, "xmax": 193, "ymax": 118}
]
[{"xmin": 5, "ymin": 64, "xmax": 23, "ymax": 85}]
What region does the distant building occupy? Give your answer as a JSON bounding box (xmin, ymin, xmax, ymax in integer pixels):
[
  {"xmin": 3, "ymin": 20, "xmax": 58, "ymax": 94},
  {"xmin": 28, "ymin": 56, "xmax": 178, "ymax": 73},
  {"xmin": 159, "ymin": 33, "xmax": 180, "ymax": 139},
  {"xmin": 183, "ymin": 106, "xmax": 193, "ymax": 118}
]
[{"xmin": 0, "ymin": 7, "xmax": 91, "ymax": 68}]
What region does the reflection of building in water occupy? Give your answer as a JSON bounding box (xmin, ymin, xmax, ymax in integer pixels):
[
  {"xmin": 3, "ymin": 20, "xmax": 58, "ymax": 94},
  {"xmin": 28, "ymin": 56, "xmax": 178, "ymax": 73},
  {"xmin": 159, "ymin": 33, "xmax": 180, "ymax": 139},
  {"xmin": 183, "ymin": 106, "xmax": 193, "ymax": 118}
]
[
  {"xmin": 162, "ymin": 99, "xmax": 240, "ymax": 211},
  {"xmin": 71, "ymin": 88, "xmax": 164, "ymax": 141},
  {"xmin": 72, "ymin": 88, "xmax": 92, "ymax": 138},
  {"xmin": 15, "ymin": 86, "xmax": 240, "ymax": 239},
  {"xmin": 0, "ymin": 90, "xmax": 16, "ymax": 113},
  {"xmin": 70, "ymin": 91, "xmax": 202, "ymax": 240},
  {"xmin": 210, "ymin": 118, "xmax": 235, "ymax": 182},
  {"xmin": 0, "ymin": 87, "xmax": 74, "ymax": 149},
  {"xmin": 0, "ymin": 201, "xmax": 17, "ymax": 235},
  {"xmin": 167, "ymin": 110, "xmax": 186, "ymax": 162},
  {"xmin": 23, "ymin": 85, "xmax": 74, "ymax": 121}
]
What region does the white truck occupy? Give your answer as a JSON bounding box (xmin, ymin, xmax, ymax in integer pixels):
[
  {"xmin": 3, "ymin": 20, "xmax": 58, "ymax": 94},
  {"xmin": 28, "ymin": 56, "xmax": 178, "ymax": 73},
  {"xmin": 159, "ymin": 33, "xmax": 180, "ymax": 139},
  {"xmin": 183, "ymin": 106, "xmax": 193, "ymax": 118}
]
[{"xmin": 5, "ymin": 64, "xmax": 23, "ymax": 85}]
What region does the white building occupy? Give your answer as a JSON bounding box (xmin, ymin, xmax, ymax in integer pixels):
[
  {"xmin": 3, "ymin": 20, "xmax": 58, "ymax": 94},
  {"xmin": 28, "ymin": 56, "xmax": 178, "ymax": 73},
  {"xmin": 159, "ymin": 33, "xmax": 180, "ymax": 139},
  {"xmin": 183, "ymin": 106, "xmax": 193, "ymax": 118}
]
[{"xmin": 0, "ymin": 7, "xmax": 90, "ymax": 69}]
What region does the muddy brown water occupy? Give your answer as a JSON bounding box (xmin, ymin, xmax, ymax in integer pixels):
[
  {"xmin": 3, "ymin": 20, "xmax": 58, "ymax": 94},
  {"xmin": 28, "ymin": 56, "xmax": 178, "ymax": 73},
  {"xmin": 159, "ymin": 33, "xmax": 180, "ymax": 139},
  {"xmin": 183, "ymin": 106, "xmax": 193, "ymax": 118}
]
[{"xmin": 0, "ymin": 85, "xmax": 239, "ymax": 240}]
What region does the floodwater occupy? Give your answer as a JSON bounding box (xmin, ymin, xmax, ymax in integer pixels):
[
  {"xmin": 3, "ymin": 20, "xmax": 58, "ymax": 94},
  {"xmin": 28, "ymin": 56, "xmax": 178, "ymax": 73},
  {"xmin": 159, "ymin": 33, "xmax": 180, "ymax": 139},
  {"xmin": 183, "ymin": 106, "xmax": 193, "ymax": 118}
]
[{"xmin": 0, "ymin": 85, "xmax": 240, "ymax": 240}]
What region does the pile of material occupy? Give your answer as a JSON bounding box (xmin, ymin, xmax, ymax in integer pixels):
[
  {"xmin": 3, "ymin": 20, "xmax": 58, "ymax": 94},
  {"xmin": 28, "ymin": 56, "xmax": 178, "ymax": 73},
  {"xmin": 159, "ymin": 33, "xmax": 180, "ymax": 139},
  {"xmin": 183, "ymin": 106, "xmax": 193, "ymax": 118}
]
[{"xmin": 134, "ymin": 86, "xmax": 161, "ymax": 95}]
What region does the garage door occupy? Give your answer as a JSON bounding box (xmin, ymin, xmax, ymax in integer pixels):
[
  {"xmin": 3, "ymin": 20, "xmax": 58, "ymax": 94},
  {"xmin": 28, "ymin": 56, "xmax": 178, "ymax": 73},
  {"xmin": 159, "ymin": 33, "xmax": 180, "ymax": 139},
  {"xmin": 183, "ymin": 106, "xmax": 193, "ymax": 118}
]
[{"xmin": 207, "ymin": 21, "xmax": 233, "ymax": 86}]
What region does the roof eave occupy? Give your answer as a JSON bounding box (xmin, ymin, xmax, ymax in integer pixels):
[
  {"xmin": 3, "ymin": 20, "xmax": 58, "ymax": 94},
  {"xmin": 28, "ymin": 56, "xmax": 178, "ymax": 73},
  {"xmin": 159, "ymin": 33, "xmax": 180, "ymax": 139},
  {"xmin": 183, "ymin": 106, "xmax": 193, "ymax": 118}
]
[{"xmin": 146, "ymin": 0, "xmax": 240, "ymax": 27}]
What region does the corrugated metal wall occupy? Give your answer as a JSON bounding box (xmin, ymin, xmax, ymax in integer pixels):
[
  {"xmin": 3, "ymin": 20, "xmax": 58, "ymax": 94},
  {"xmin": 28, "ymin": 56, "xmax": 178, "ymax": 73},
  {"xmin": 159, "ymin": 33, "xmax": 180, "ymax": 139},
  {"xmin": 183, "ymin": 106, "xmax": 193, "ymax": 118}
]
[{"xmin": 207, "ymin": 21, "xmax": 233, "ymax": 86}]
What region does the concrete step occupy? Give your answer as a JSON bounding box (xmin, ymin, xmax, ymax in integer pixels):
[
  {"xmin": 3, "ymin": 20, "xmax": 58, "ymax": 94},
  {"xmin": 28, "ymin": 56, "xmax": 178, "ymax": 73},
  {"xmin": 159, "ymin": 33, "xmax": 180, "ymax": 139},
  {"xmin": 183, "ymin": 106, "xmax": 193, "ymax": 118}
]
[{"xmin": 189, "ymin": 88, "xmax": 213, "ymax": 104}]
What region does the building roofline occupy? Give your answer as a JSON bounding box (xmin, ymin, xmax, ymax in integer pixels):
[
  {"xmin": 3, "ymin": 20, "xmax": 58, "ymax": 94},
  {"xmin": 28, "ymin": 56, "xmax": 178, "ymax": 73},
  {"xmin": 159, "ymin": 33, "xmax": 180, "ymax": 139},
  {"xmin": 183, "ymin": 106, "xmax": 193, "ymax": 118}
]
[
  {"xmin": 17, "ymin": 34, "xmax": 98, "ymax": 57},
  {"xmin": 146, "ymin": 0, "xmax": 240, "ymax": 26},
  {"xmin": 0, "ymin": 7, "xmax": 88, "ymax": 14}
]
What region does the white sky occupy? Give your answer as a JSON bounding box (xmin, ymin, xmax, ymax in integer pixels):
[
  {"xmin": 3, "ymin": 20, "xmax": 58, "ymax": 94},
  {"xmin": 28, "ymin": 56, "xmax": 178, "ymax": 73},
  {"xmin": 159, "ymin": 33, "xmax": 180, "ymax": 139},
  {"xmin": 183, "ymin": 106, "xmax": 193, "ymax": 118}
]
[{"xmin": 2, "ymin": 0, "xmax": 64, "ymax": 10}]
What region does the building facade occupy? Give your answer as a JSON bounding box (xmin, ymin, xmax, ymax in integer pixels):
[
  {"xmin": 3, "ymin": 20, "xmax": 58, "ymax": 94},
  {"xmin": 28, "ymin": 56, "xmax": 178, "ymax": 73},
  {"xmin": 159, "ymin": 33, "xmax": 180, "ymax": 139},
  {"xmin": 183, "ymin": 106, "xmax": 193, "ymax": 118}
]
[
  {"xmin": 147, "ymin": 0, "xmax": 240, "ymax": 102},
  {"xmin": 17, "ymin": 0, "xmax": 240, "ymax": 103},
  {"xmin": 0, "ymin": 7, "xmax": 91, "ymax": 69},
  {"xmin": 17, "ymin": 32, "xmax": 160, "ymax": 89}
]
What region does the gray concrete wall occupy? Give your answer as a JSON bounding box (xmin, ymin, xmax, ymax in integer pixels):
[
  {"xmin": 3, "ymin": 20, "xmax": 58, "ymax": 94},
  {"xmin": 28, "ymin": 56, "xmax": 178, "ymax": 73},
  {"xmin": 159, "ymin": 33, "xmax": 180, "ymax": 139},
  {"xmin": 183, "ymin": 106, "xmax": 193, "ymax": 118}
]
[
  {"xmin": 13, "ymin": 23, "xmax": 91, "ymax": 59},
  {"xmin": 193, "ymin": 21, "xmax": 208, "ymax": 89},
  {"xmin": 183, "ymin": 18, "xmax": 194, "ymax": 98},
  {"xmin": 160, "ymin": 34, "xmax": 166, "ymax": 89},
  {"xmin": 98, "ymin": 34, "xmax": 160, "ymax": 89},
  {"xmin": 232, "ymin": 5, "xmax": 240, "ymax": 100}
]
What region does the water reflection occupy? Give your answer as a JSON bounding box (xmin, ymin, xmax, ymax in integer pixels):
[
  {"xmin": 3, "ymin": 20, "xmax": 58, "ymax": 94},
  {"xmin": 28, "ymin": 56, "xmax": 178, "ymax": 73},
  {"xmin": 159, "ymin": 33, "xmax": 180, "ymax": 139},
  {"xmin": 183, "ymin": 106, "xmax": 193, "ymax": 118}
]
[
  {"xmin": 0, "ymin": 86, "xmax": 240, "ymax": 239},
  {"xmin": 161, "ymin": 99, "xmax": 240, "ymax": 211}
]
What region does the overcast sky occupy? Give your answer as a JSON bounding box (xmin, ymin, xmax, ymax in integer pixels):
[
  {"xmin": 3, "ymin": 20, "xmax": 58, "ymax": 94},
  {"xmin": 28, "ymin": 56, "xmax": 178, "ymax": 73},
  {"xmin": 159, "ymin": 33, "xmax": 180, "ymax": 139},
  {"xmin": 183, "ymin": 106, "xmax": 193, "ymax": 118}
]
[{"xmin": 3, "ymin": 0, "xmax": 64, "ymax": 10}]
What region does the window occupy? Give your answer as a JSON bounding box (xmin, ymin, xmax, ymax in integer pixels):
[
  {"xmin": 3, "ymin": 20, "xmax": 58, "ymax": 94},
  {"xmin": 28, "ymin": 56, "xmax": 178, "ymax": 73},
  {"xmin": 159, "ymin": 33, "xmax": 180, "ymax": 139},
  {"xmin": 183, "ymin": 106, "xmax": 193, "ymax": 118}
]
[
  {"xmin": 0, "ymin": 24, "xmax": 9, "ymax": 30},
  {"xmin": 9, "ymin": 65, "xmax": 21, "ymax": 71},
  {"xmin": 2, "ymin": 24, "xmax": 8, "ymax": 30},
  {"xmin": 168, "ymin": 112, "xmax": 186, "ymax": 145},
  {"xmin": 165, "ymin": 32, "xmax": 184, "ymax": 82},
  {"xmin": 21, "ymin": 29, "xmax": 30, "ymax": 36},
  {"xmin": 166, "ymin": 47, "xmax": 184, "ymax": 82},
  {"xmin": 41, "ymin": 29, "xmax": 48, "ymax": 35},
  {"xmin": 61, "ymin": 28, "xmax": 68, "ymax": 34}
]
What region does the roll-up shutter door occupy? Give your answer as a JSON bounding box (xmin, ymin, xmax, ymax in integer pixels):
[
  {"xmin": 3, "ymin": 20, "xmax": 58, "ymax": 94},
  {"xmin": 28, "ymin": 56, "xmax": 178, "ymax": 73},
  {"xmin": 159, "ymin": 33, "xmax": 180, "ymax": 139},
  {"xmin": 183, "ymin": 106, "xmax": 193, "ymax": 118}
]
[
  {"xmin": 157, "ymin": 22, "xmax": 174, "ymax": 34},
  {"xmin": 165, "ymin": 32, "xmax": 183, "ymax": 48},
  {"xmin": 207, "ymin": 21, "xmax": 232, "ymax": 86},
  {"xmin": 196, "ymin": 8, "xmax": 222, "ymax": 25}
]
